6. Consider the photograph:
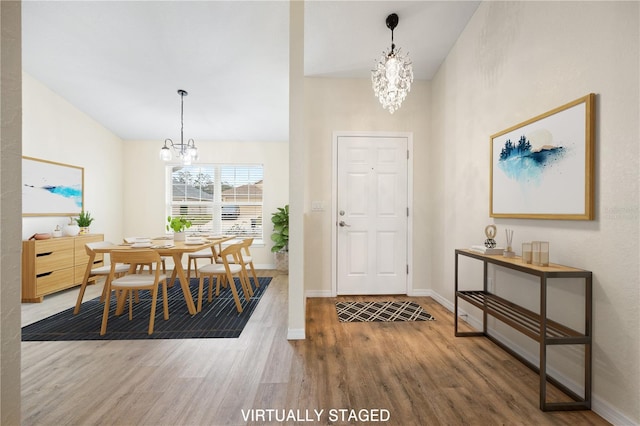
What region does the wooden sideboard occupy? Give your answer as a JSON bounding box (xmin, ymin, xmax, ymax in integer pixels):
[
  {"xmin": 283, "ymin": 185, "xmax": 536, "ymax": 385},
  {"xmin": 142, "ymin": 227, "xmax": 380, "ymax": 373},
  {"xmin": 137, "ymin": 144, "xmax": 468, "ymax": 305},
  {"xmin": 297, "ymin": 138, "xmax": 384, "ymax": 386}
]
[
  {"xmin": 454, "ymin": 249, "xmax": 592, "ymax": 412},
  {"xmin": 22, "ymin": 234, "xmax": 104, "ymax": 302}
]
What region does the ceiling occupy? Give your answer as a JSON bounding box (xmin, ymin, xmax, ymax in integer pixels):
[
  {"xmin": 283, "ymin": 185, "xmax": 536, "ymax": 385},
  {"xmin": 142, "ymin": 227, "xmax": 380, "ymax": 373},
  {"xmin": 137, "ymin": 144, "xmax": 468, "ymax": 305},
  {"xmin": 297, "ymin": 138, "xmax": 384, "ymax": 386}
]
[{"xmin": 22, "ymin": 1, "xmax": 480, "ymax": 143}]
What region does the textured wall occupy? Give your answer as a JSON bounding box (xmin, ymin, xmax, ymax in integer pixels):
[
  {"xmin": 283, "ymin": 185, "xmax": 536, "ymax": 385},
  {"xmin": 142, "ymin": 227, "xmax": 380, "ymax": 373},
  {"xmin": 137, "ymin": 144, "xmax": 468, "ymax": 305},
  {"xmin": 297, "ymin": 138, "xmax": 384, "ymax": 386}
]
[
  {"xmin": 430, "ymin": 1, "xmax": 639, "ymax": 423},
  {"xmin": 0, "ymin": 2, "xmax": 21, "ymax": 424}
]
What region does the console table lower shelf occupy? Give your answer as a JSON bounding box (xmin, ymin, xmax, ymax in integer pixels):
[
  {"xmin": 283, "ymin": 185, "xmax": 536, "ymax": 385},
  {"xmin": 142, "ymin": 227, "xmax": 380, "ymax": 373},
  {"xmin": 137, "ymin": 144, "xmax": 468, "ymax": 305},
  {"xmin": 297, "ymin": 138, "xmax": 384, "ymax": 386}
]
[{"xmin": 454, "ymin": 249, "xmax": 592, "ymax": 412}]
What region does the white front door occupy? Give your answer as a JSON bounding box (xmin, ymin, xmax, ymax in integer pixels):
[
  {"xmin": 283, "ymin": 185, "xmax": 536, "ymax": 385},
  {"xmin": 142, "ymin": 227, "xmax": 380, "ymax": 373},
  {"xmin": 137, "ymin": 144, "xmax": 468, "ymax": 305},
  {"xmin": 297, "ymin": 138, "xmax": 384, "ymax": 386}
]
[{"xmin": 336, "ymin": 135, "xmax": 408, "ymax": 295}]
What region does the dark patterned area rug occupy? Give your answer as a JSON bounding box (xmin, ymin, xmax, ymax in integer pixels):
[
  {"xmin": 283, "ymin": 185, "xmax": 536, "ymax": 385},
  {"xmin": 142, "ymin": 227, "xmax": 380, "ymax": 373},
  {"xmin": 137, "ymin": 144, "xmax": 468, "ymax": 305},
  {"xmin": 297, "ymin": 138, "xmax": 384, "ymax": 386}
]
[
  {"xmin": 22, "ymin": 277, "xmax": 271, "ymax": 341},
  {"xmin": 336, "ymin": 301, "xmax": 436, "ymax": 323}
]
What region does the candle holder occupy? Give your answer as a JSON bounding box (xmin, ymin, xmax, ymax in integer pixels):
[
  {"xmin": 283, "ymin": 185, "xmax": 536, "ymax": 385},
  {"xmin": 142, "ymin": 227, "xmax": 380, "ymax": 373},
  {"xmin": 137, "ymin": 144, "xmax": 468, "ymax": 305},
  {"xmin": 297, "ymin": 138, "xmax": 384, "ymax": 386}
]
[
  {"xmin": 522, "ymin": 242, "xmax": 532, "ymax": 264},
  {"xmin": 531, "ymin": 241, "xmax": 541, "ymax": 265},
  {"xmin": 539, "ymin": 241, "xmax": 549, "ymax": 266}
]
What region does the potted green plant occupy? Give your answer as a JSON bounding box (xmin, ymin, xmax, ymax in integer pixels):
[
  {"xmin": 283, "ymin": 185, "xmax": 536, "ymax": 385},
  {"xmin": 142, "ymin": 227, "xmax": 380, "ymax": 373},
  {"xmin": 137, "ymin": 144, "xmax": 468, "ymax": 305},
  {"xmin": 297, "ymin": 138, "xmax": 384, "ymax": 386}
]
[
  {"xmin": 166, "ymin": 216, "xmax": 192, "ymax": 241},
  {"xmin": 270, "ymin": 204, "xmax": 289, "ymax": 272},
  {"xmin": 74, "ymin": 211, "xmax": 94, "ymax": 234}
]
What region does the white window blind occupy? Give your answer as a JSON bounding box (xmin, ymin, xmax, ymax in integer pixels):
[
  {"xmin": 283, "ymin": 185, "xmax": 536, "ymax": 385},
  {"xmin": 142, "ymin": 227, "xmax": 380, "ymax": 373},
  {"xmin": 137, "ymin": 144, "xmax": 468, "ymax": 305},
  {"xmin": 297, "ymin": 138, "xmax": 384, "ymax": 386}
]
[{"xmin": 167, "ymin": 164, "xmax": 263, "ymax": 239}]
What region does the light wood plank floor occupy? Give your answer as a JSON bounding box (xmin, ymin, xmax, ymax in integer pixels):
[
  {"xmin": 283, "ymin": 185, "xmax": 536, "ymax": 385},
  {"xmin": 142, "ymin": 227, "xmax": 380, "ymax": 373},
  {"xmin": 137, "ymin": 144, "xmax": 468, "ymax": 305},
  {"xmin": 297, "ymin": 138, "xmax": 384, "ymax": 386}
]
[{"xmin": 21, "ymin": 271, "xmax": 609, "ymax": 425}]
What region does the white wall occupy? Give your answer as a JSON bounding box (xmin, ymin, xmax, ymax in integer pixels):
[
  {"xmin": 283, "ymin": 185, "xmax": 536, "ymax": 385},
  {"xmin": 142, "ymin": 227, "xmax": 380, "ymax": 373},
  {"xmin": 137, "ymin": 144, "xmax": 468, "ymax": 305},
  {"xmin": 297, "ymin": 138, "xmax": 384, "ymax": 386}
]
[
  {"xmin": 430, "ymin": 2, "xmax": 639, "ymax": 424},
  {"xmin": 120, "ymin": 139, "xmax": 289, "ymax": 268},
  {"xmin": 303, "ymin": 77, "xmax": 431, "ymax": 295},
  {"xmin": 22, "ymin": 72, "xmax": 124, "ymax": 243}
]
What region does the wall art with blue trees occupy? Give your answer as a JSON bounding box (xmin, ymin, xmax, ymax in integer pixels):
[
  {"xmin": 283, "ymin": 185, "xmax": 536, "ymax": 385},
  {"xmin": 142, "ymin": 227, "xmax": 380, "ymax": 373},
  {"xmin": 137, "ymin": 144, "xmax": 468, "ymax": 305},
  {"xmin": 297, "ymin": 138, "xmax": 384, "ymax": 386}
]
[{"xmin": 490, "ymin": 94, "xmax": 595, "ymax": 220}]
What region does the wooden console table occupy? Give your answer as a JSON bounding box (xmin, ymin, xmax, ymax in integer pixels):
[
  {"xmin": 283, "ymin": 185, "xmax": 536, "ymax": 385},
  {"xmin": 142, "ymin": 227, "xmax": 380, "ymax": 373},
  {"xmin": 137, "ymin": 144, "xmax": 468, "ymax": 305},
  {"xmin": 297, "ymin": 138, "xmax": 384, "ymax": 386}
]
[{"xmin": 454, "ymin": 249, "xmax": 592, "ymax": 411}]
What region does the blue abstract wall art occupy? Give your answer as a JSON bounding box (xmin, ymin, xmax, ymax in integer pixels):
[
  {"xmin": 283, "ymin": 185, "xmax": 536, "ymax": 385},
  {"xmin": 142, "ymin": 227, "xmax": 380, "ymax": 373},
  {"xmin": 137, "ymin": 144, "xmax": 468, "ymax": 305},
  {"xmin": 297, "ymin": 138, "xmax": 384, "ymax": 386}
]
[{"xmin": 23, "ymin": 157, "xmax": 84, "ymax": 216}]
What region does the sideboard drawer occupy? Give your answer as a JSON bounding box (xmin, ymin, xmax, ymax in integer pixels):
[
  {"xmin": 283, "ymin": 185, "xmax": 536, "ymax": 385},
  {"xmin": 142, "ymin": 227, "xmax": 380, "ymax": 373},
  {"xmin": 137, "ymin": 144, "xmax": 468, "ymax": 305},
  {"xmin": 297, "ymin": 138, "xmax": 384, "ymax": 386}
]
[
  {"xmin": 35, "ymin": 247, "xmax": 74, "ymax": 275},
  {"xmin": 36, "ymin": 268, "xmax": 74, "ymax": 295}
]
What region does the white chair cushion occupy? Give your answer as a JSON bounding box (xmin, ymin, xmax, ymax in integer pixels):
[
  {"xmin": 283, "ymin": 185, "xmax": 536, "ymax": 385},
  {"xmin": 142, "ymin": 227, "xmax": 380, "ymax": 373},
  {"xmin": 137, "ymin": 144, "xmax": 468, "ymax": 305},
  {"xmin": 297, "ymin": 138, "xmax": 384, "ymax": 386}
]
[
  {"xmin": 189, "ymin": 249, "xmax": 215, "ymax": 259},
  {"xmin": 198, "ymin": 263, "xmax": 242, "ymax": 274},
  {"xmin": 112, "ymin": 273, "xmax": 167, "ymax": 288},
  {"xmin": 92, "ymin": 263, "xmax": 131, "ymax": 275}
]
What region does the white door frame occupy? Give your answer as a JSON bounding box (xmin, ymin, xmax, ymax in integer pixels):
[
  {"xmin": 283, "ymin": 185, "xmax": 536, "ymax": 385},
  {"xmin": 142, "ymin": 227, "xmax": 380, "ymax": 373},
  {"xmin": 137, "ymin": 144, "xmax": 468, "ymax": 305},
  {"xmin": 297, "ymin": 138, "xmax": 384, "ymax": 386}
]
[{"xmin": 331, "ymin": 131, "xmax": 414, "ymax": 297}]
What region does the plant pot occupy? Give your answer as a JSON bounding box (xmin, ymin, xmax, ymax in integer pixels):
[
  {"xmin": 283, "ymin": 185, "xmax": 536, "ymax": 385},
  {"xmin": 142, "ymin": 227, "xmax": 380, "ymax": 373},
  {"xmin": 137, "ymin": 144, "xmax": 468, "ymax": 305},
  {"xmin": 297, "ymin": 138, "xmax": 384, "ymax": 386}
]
[
  {"xmin": 173, "ymin": 232, "xmax": 185, "ymax": 241},
  {"xmin": 79, "ymin": 227, "xmax": 90, "ymax": 235},
  {"xmin": 275, "ymin": 251, "xmax": 288, "ymax": 272}
]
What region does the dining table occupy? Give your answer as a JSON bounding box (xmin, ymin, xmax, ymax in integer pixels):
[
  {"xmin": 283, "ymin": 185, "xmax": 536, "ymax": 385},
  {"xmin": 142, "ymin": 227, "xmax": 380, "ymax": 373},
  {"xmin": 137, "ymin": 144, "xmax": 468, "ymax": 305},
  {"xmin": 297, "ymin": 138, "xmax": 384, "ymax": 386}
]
[{"xmin": 88, "ymin": 235, "xmax": 236, "ymax": 315}]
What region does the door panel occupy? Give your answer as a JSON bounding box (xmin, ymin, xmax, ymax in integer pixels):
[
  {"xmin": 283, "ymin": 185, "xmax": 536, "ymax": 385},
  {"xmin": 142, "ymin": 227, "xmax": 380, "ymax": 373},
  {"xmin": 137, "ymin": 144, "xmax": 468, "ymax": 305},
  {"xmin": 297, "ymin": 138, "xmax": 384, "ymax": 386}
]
[{"xmin": 337, "ymin": 136, "xmax": 408, "ymax": 295}]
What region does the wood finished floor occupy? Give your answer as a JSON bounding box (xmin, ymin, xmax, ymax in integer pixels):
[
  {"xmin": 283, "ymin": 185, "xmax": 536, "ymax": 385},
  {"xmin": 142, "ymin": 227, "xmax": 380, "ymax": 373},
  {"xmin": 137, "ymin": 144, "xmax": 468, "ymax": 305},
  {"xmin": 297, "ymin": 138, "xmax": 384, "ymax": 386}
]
[{"xmin": 21, "ymin": 271, "xmax": 609, "ymax": 425}]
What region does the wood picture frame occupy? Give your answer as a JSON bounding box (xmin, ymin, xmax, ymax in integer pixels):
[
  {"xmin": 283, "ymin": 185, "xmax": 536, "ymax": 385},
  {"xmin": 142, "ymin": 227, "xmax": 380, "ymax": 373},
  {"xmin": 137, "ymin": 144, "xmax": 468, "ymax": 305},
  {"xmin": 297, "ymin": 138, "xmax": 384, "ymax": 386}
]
[
  {"xmin": 22, "ymin": 156, "xmax": 84, "ymax": 216},
  {"xmin": 490, "ymin": 93, "xmax": 595, "ymax": 220}
]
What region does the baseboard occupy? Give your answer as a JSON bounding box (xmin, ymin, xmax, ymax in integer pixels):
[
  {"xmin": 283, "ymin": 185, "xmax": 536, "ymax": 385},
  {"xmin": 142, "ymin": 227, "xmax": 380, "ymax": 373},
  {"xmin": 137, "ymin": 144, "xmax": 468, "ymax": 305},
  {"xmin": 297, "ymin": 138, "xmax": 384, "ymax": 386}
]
[
  {"xmin": 287, "ymin": 328, "xmax": 305, "ymax": 340},
  {"xmin": 426, "ymin": 290, "xmax": 452, "ymax": 310},
  {"xmin": 306, "ymin": 289, "xmax": 438, "ymax": 298},
  {"xmin": 305, "ymin": 290, "xmax": 333, "ymax": 298},
  {"xmin": 430, "ymin": 289, "xmax": 633, "ymax": 426},
  {"xmin": 409, "ymin": 288, "xmax": 433, "ymax": 297},
  {"xmin": 254, "ymin": 263, "xmax": 275, "ymax": 270}
]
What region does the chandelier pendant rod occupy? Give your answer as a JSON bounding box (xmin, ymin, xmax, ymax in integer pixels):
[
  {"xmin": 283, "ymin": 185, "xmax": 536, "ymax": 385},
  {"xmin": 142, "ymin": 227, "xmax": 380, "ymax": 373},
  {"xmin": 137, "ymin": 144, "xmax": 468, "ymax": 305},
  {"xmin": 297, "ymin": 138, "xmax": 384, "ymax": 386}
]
[
  {"xmin": 179, "ymin": 89, "xmax": 187, "ymax": 152},
  {"xmin": 159, "ymin": 89, "xmax": 198, "ymax": 163}
]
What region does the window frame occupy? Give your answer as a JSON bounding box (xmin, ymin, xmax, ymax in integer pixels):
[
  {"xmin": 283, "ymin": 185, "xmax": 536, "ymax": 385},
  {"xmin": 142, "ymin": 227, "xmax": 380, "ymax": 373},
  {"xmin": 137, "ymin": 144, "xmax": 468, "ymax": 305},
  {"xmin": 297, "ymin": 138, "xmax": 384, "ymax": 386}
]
[{"xmin": 166, "ymin": 163, "xmax": 264, "ymax": 242}]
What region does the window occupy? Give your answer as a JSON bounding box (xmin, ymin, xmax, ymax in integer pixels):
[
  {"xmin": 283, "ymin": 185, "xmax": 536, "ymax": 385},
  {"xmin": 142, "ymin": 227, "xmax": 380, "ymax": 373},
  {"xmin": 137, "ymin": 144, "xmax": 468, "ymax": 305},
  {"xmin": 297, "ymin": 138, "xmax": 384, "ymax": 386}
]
[{"xmin": 167, "ymin": 164, "xmax": 264, "ymax": 240}]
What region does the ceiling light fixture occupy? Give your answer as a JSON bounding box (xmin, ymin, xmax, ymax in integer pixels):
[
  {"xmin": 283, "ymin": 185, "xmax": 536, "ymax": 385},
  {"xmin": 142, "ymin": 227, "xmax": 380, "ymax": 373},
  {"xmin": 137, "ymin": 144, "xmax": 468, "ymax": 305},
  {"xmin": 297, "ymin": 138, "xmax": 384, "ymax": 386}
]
[
  {"xmin": 159, "ymin": 89, "xmax": 198, "ymax": 165},
  {"xmin": 371, "ymin": 13, "xmax": 413, "ymax": 114}
]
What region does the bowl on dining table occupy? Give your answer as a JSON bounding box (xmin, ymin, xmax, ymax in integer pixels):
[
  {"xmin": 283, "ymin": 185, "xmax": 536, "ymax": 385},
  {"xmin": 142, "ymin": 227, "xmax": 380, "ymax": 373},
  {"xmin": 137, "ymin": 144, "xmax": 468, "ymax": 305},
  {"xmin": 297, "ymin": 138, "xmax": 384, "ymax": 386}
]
[{"xmin": 185, "ymin": 236, "xmax": 204, "ymax": 245}]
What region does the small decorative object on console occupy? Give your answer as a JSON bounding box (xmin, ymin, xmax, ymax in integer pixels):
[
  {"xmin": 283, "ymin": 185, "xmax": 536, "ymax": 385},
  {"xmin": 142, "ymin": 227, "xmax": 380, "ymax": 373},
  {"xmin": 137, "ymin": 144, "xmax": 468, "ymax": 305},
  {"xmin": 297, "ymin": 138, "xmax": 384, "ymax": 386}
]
[
  {"xmin": 52, "ymin": 225, "xmax": 63, "ymax": 238},
  {"xmin": 64, "ymin": 218, "xmax": 80, "ymax": 236},
  {"xmin": 470, "ymin": 245, "xmax": 504, "ymax": 255},
  {"xmin": 29, "ymin": 233, "xmax": 51, "ymax": 240},
  {"xmin": 503, "ymin": 228, "xmax": 515, "ymax": 258},
  {"xmin": 484, "ymin": 224, "xmax": 497, "ymax": 248},
  {"xmin": 522, "ymin": 242, "xmax": 532, "ymax": 264}
]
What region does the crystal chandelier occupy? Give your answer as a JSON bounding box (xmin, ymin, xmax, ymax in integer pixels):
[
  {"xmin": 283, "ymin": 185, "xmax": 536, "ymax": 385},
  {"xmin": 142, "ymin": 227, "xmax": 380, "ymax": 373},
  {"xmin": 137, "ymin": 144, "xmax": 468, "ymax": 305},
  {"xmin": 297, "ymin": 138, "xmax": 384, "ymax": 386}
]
[
  {"xmin": 159, "ymin": 89, "xmax": 198, "ymax": 165},
  {"xmin": 371, "ymin": 13, "xmax": 413, "ymax": 114}
]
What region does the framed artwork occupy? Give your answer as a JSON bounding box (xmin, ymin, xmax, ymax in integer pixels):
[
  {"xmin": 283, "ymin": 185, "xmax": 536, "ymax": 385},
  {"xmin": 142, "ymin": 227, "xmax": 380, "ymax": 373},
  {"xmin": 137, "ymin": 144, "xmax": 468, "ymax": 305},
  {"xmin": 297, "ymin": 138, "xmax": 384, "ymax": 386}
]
[
  {"xmin": 490, "ymin": 93, "xmax": 595, "ymax": 220},
  {"xmin": 22, "ymin": 156, "xmax": 84, "ymax": 216}
]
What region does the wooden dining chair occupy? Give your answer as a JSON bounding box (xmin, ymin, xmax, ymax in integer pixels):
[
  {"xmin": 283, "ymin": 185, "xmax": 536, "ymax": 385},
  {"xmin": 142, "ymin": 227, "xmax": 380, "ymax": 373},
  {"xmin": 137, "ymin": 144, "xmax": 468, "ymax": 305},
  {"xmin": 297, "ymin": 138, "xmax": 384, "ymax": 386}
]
[
  {"xmin": 220, "ymin": 238, "xmax": 260, "ymax": 294},
  {"xmin": 101, "ymin": 249, "xmax": 169, "ymax": 336},
  {"xmin": 187, "ymin": 248, "xmax": 216, "ymax": 280},
  {"xmin": 74, "ymin": 241, "xmax": 131, "ymax": 315},
  {"xmin": 196, "ymin": 243, "xmax": 252, "ymax": 314}
]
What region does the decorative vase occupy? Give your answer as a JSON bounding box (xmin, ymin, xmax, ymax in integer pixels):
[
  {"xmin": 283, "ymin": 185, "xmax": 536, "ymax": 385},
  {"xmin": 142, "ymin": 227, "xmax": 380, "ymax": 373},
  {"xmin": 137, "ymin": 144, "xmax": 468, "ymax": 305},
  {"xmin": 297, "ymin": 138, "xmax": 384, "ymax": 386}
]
[
  {"xmin": 173, "ymin": 232, "xmax": 185, "ymax": 241},
  {"xmin": 79, "ymin": 227, "xmax": 90, "ymax": 235},
  {"xmin": 52, "ymin": 225, "xmax": 63, "ymax": 238},
  {"xmin": 64, "ymin": 223, "xmax": 80, "ymax": 237}
]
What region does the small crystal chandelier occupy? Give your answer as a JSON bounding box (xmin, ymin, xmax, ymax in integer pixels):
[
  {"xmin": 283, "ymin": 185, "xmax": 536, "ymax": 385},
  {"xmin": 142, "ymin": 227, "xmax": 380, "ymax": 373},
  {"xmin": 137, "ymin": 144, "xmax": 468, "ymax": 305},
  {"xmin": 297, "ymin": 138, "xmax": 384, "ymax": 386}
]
[
  {"xmin": 371, "ymin": 13, "xmax": 413, "ymax": 114},
  {"xmin": 159, "ymin": 89, "xmax": 198, "ymax": 165}
]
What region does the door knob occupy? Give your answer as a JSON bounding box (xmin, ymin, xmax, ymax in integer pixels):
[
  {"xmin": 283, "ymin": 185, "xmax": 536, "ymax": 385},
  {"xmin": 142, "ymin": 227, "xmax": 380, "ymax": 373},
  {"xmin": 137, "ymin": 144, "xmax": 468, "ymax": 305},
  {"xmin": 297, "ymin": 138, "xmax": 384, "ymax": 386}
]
[{"xmin": 339, "ymin": 221, "xmax": 351, "ymax": 227}]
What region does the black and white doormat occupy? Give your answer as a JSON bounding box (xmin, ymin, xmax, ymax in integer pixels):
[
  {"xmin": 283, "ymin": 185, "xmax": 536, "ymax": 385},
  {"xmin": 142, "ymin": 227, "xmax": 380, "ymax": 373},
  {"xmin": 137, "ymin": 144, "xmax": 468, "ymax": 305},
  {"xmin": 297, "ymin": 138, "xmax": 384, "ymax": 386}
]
[{"xmin": 336, "ymin": 301, "xmax": 436, "ymax": 323}]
